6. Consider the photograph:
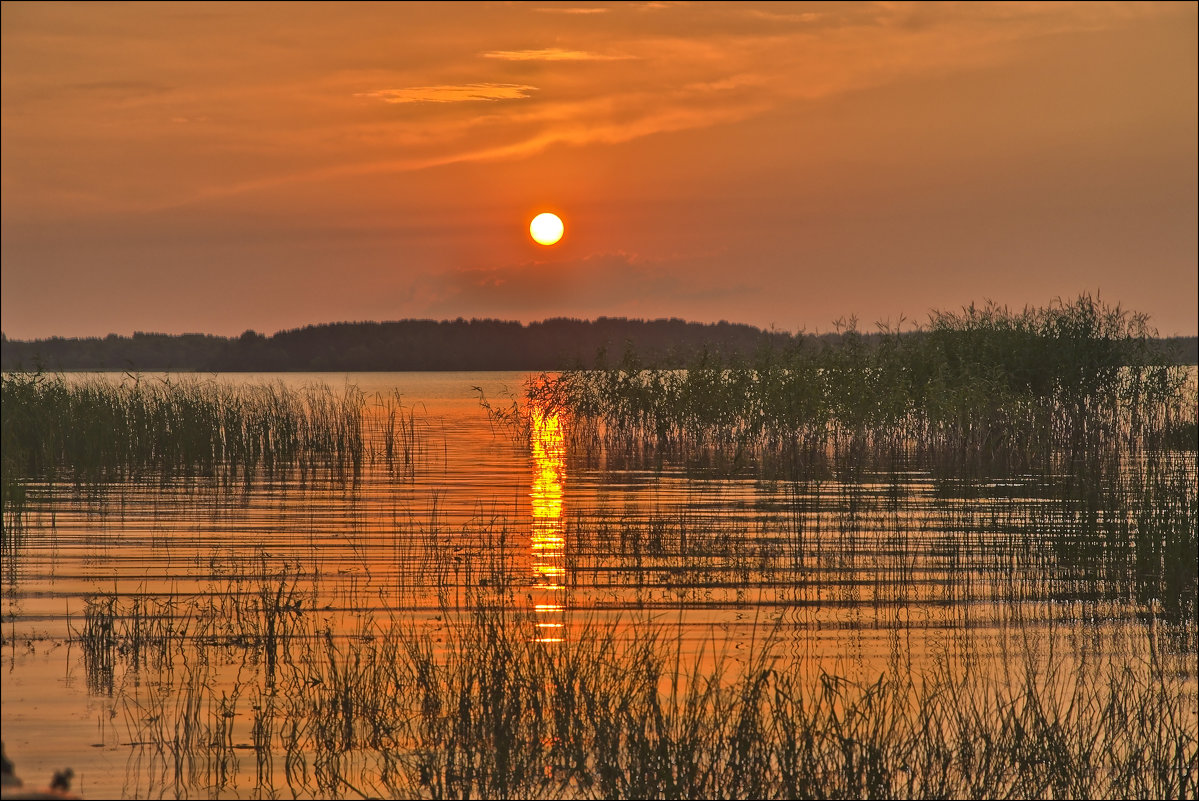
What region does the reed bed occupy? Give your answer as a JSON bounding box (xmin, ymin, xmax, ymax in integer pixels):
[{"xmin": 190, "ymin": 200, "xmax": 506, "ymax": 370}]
[
  {"xmin": 532, "ymin": 297, "xmax": 1198, "ymax": 625},
  {"xmin": 82, "ymin": 578, "xmax": 1196, "ymax": 800},
  {"xmin": 1, "ymin": 372, "xmax": 367, "ymax": 482},
  {"xmin": 534, "ymin": 297, "xmax": 1194, "ymax": 475},
  {"xmin": 0, "ymin": 373, "xmax": 429, "ymax": 542}
]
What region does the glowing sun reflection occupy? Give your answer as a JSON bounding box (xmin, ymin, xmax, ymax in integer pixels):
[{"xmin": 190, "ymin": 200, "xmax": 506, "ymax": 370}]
[{"xmin": 530, "ymin": 404, "xmax": 566, "ymax": 642}]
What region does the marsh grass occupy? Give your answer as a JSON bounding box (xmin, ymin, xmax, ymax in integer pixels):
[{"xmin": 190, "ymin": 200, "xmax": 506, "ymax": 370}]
[
  {"xmin": 537, "ymin": 297, "xmax": 1198, "ymax": 626},
  {"xmin": 1, "ymin": 372, "xmax": 369, "ymax": 483},
  {"xmin": 0, "ymin": 373, "xmax": 423, "ymax": 542},
  {"xmin": 538, "ymin": 297, "xmax": 1193, "ymax": 475},
  {"xmin": 87, "ymin": 579, "xmax": 1197, "ymax": 800},
  {"xmin": 371, "ymin": 388, "xmax": 427, "ymax": 479}
]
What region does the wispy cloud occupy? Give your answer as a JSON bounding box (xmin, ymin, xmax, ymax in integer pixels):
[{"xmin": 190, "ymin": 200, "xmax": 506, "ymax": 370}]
[
  {"xmin": 355, "ymin": 84, "xmax": 537, "ymax": 103},
  {"xmin": 743, "ymin": 9, "xmax": 821, "ymax": 25},
  {"xmin": 69, "ymin": 80, "xmax": 173, "ymax": 95},
  {"xmin": 481, "ymin": 48, "xmax": 634, "ymax": 61},
  {"xmin": 533, "ymin": 6, "xmax": 609, "ymax": 14},
  {"xmin": 157, "ymin": 76, "xmax": 776, "ymax": 207}
]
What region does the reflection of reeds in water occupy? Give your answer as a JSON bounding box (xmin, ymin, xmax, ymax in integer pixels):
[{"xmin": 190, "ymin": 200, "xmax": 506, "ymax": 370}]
[{"xmin": 84, "ymin": 581, "xmax": 1196, "ymax": 800}]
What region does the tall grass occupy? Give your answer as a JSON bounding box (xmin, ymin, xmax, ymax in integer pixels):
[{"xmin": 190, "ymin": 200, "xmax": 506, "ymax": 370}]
[
  {"xmin": 372, "ymin": 388, "xmax": 426, "ymax": 479},
  {"xmin": 88, "ymin": 583, "xmax": 1197, "ymax": 799},
  {"xmin": 538, "ymin": 297, "xmax": 1194, "ymax": 475},
  {"xmin": 0, "ymin": 373, "xmax": 422, "ymax": 541},
  {"xmin": 535, "ymin": 297, "xmax": 1198, "ymax": 626},
  {"xmin": 1, "ymin": 372, "xmax": 368, "ymax": 483}
]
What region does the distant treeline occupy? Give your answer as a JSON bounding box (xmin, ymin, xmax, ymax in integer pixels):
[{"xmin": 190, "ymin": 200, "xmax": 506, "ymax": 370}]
[{"xmin": 2, "ymin": 316, "xmax": 1196, "ymax": 372}]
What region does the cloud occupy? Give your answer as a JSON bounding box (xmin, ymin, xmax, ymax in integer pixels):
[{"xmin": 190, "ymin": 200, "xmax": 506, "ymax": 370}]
[
  {"xmin": 143, "ymin": 75, "xmax": 776, "ymax": 207},
  {"xmin": 533, "ymin": 6, "xmax": 609, "ymax": 14},
  {"xmin": 355, "ymin": 84, "xmax": 537, "ymax": 103},
  {"xmin": 68, "ymin": 80, "xmax": 173, "ymax": 96},
  {"xmin": 743, "ymin": 9, "xmax": 822, "ymax": 25},
  {"xmin": 481, "ymin": 48, "xmax": 634, "ymax": 61}
]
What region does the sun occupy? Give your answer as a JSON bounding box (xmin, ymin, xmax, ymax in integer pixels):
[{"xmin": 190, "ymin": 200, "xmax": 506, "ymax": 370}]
[{"xmin": 529, "ymin": 212, "xmax": 564, "ymax": 246}]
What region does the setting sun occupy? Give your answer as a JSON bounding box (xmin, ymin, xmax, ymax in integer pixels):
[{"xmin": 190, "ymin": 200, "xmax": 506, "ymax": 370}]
[{"xmin": 529, "ymin": 212, "xmax": 564, "ymax": 246}]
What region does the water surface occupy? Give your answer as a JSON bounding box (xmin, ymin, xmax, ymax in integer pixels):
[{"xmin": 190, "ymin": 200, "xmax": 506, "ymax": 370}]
[{"xmin": 2, "ymin": 370, "xmax": 1193, "ymax": 798}]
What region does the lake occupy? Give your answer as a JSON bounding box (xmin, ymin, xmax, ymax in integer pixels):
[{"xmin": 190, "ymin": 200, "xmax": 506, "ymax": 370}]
[{"xmin": 2, "ymin": 370, "xmax": 1195, "ymax": 799}]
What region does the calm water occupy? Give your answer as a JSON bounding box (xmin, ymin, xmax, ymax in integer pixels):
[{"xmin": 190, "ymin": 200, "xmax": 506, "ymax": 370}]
[{"xmin": 2, "ymin": 371, "xmax": 1194, "ymax": 799}]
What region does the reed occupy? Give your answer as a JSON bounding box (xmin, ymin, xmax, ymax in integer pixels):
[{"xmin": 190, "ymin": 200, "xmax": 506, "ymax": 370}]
[
  {"xmin": 91, "ymin": 584, "xmax": 1197, "ymax": 799},
  {"xmin": 50, "ymin": 452, "xmax": 1198, "ymax": 800},
  {"xmin": 371, "ymin": 389, "xmax": 426, "ymax": 478},
  {"xmin": 0, "ymin": 372, "xmax": 383, "ymax": 482},
  {"xmin": 537, "ymin": 296, "xmax": 1198, "ymax": 625},
  {"xmin": 0, "ymin": 373, "xmax": 425, "ymax": 541},
  {"xmin": 541, "ymin": 297, "xmax": 1194, "ymax": 476}
]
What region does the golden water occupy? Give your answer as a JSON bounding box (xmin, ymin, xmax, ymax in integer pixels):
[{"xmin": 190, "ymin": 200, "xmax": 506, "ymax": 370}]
[{"xmin": 1, "ymin": 371, "xmax": 1193, "ymax": 798}]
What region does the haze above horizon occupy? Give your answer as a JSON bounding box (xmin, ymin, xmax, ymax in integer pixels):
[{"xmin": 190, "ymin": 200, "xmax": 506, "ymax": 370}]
[{"xmin": 2, "ymin": 2, "xmax": 1196, "ymax": 339}]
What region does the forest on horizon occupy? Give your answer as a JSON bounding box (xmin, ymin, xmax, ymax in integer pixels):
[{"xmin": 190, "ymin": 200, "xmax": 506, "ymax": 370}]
[{"xmin": 3, "ymin": 316, "xmax": 1197, "ymax": 373}]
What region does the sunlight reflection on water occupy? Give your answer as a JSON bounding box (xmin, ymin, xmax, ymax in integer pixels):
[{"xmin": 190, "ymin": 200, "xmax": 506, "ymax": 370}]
[{"xmin": 530, "ymin": 404, "xmax": 567, "ymax": 642}]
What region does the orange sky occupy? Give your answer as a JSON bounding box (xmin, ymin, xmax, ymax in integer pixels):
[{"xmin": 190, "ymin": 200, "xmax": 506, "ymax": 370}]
[{"xmin": 2, "ymin": 1, "xmax": 1196, "ymax": 338}]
